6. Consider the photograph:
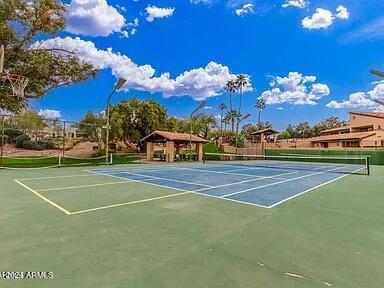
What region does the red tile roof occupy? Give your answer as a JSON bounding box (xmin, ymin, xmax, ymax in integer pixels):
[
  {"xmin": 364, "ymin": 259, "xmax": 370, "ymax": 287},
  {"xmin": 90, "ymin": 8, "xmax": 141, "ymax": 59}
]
[
  {"xmin": 350, "ymin": 112, "xmax": 384, "ymax": 119},
  {"xmin": 320, "ymin": 126, "xmax": 351, "ymax": 134},
  {"xmin": 141, "ymin": 130, "xmax": 208, "ymax": 143},
  {"xmin": 251, "ymin": 128, "xmax": 279, "ymax": 135},
  {"xmin": 311, "ymin": 131, "xmax": 376, "ymax": 142}
]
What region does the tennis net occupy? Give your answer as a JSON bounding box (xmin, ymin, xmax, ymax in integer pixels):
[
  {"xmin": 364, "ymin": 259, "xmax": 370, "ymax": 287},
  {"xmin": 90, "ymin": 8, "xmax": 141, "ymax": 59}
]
[{"xmin": 203, "ymin": 153, "xmax": 370, "ymax": 175}]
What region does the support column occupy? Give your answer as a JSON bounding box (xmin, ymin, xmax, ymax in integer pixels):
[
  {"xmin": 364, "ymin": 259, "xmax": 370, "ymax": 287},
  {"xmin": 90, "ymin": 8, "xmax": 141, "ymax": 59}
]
[
  {"xmin": 166, "ymin": 141, "xmax": 175, "ymax": 163},
  {"xmin": 146, "ymin": 142, "xmax": 154, "ymax": 161},
  {"xmin": 196, "ymin": 142, "xmax": 203, "ymax": 161}
]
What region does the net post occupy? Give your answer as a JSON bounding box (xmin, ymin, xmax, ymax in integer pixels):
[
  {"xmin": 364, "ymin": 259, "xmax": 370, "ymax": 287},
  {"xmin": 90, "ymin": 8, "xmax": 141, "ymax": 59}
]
[
  {"xmin": 109, "ymin": 153, "xmax": 113, "ymax": 165},
  {"xmin": 366, "ymin": 157, "xmax": 370, "ymax": 176},
  {"xmin": 58, "ymin": 154, "xmax": 62, "ymax": 167}
]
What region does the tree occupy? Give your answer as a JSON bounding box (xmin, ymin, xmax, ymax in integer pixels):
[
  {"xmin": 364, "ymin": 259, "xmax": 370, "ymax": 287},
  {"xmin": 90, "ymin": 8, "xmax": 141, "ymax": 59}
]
[
  {"xmin": 109, "ymin": 98, "xmax": 169, "ymax": 142},
  {"xmin": 78, "ymin": 111, "xmax": 106, "ymax": 150},
  {"xmin": 255, "ymin": 99, "xmax": 266, "ymax": 124},
  {"xmin": 241, "ymin": 122, "xmax": 273, "ymax": 139},
  {"xmin": 226, "ymin": 110, "xmax": 240, "ymax": 134},
  {"xmin": 218, "ymin": 103, "xmax": 227, "ymax": 134},
  {"xmin": 235, "ymin": 74, "xmax": 248, "ymax": 118},
  {"xmin": 224, "ymin": 80, "xmax": 237, "ymax": 132},
  {"xmin": 222, "ymin": 114, "xmax": 230, "ymax": 132},
  {"xmin": 313, "ymin": 117, "xmax": 347, "ymax": 136},
  {"xmin": 17, "ymin": 110, "xmax": 46, "ymax": 140},
  {"xmin": 192, "ymin": 113, "xmax": 217, "ymax": 139},
  {"xmin": 0, "ymin": 0, "xmax": 97, "ymax": 112}
]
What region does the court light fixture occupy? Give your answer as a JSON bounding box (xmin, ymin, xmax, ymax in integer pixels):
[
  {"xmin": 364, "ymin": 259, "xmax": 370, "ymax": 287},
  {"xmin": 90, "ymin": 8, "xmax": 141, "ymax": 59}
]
[
  {"xmin": 370, "ymin": 69, "xmax": 384, "ymax": 79},
  {"xmin": 105, "ymin": 78, "xmax": 127, "ymax": 160}
]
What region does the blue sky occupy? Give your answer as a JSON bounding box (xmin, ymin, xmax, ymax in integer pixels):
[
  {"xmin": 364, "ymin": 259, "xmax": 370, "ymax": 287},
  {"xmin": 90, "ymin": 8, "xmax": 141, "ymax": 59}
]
[{"xmin": 32, "ymin": 0, "xmax": 384, "ymax": 130}]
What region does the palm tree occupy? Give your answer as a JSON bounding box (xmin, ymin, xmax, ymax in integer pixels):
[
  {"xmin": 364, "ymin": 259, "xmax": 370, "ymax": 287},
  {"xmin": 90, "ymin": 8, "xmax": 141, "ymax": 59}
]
[
  {"xmin": 223, "ymin": 114, "xmax": 230, "ymax": 131},
  {"xmin": 255, "ymin": 98, "xmax": 266, "ymax": 125},
  {"xmin": 224, "ymin": 80, "xmax": 237, "ymax": 132},
  {"xmin": 235, "ymin": 74, "xmax": 248, "ymax": 117},
  {"xmin": 228, "ymin": 110, "xmax": 240, "ymax": 134},
  {"xmin": 218, "ymin": 103, "xmax": 227, "ymax": 135}
]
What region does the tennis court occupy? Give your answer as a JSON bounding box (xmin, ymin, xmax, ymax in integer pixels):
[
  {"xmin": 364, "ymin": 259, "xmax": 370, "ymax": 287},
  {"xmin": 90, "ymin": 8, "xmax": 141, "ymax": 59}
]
[
  {"xmin": 13, "ymin": 153, "xmax": 370, "ymax": 215},
  {"xmin": 2, "ymin": 155, "xmax": 384, "ymax": 288}
]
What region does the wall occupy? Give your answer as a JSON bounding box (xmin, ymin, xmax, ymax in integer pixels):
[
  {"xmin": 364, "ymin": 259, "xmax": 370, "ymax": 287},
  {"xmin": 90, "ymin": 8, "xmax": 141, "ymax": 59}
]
[{"xmin": 350, "ymin": 114, "xmax": 384, "ymax": 130}]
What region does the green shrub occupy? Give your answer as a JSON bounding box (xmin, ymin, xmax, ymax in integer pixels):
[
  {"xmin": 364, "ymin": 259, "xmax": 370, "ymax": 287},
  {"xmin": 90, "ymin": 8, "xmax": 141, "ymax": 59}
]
[
  {"xmin": 15, "ymin": 134, "xmax": 31, "ymax": 148},
  {"xmin": 4, "ymin": 128, "xmax": 23, "ymax": 143},
  {"xmin": 21, "ymin": 140, "xmax": 34, "ymax": 150},
  {"xmin": 21, "ymin": 140, "xmax": 55, "ymax": 150},
  {"xmin": 35, "ymin": 140, "xmax": 55, "ymax": 150}
]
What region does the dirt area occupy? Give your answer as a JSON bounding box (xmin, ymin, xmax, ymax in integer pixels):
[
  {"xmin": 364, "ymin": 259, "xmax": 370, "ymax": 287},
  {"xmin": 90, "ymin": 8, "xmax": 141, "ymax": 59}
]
[{"xmin": 2, "ymin": 141, "xmax": 98, "ymax": 158}]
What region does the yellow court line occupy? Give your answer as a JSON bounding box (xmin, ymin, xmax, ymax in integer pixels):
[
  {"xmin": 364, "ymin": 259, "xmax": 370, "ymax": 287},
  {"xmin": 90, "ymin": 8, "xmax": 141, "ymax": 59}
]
[
  {"xmin": 14, "ymin": 180, "xmax": 71, "ymax": 215},
  {"xmin": 38, "ymin": 181, "xmax": 132, "ymax": 192},
  {"xmin": 69, "ymin": 191, "xmax": 191, "ymax": 216},
  {"xmin": 17, "ymin": 173, "xmax": 101, "ymax": 181}
]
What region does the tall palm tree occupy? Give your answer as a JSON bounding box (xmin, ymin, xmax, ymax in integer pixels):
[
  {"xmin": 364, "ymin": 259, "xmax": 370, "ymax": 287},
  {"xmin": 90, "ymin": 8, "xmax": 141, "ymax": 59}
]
[
  {"xmin": 235, "ymin": 74, "xmax": 248, "ymax": 118},
  {"xmin": 218, "ymin": 103, "xmax": 227, "ymax": 134},
  {"xmin": 223, "ymin": 114, "xmax": 230, "ymax": 131},
  {"xmin": 224, "ymin": 80, "xmax": 237, "ymax": 132},
  {"xmin": 228, "ymin": 110, "xmax": 240, "ymax": 134},
  {"xmin": 255, "ymin": 98, "xmax": 266, "ymax": 125}
]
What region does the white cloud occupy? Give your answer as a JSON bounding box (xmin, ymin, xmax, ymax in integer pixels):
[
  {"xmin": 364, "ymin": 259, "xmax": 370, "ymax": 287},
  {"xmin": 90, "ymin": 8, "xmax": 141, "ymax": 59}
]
[
  {"xmin": 302, "ymin": 8, "xmax": 334, "ymax": 30},
  {"xmin": 66, "ymin": 0, "xmax": 126, "ymax": 37},
  {"xmin": 335, "ymin": 5, "xmax": 349, "ymax": 20},
  {"xmin": 190, "ymin": 0, "xmax": 212, "ymax": 4},
  {"xmin": 326, "ymin": 92, "xmax": 376, "ymax": 109},
  {"xmin": 121, "ymin": 18, "xmax": 139, "ymax": 38},
  {"xmin": 38, "ymin": 109, "xmax": 61, "ymax": 119},
  {"xmin": 33, "ymin": 37, "xmax": 244, "ymax": 100},
  {"xmin": 282, "ymin": 0, "xmax": 307, "ymax": 9},
  {"xmin": 302, "ymin": 6, "xmax": 349, "ymax": 30},
  {"xmin": 368, "ymin": 83, "xmax": 384, "ymax": 99},
  {"xmin": 235, "ymin": 3, "xmax": 254, "ymax": 16},
  {"xmin": 327, "ymin": 82, "xmax": 384, "ymax": 109},
  {"xmin": 260, "ymin": 72, "xmax": 330, "ymax": 105},
  {"xmin": 342, "ymin": 16, "xmax": 384, "ymax": 43},
  {"xmin": 145, "ymin": 5, "xmax": 175, "ymax": 22}
]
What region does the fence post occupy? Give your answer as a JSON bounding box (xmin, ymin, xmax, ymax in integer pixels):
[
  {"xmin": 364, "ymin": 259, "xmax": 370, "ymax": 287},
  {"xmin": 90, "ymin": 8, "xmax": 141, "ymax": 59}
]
[
  {"xmin": 0, "ymin": 115, "xmax": 4, "ymax": 167},
  {"xmin": 62, "ymin": 121, "xmax": 66, "ymax": 157}
]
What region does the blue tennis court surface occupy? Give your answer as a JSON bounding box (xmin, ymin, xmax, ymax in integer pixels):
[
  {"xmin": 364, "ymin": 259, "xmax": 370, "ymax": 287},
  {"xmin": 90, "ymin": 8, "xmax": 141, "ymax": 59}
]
[{"xmin": 88, "ymin": 161, "xmax": 364, "ymax": 208}]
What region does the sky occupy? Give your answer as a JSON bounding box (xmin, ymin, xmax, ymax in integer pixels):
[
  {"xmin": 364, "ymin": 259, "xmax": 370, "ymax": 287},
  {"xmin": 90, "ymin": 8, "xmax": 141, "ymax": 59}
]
[{"xmin": 31, "ymin": 0, "xmax": 384, "ymax": 130}]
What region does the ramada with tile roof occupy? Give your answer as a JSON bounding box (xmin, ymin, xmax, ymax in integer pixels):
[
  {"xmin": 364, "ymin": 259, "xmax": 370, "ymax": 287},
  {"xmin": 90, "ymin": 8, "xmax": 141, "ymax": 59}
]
[{"xmin": 310, "ymin": 112, "xmax": 384, "ymax": 149}]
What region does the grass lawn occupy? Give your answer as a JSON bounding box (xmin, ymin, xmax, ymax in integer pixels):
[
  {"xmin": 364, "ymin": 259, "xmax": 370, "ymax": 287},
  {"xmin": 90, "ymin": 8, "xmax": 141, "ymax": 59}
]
[{"xmin": 1, "ymin": 164, "xmax": 383, "ymax": 287}]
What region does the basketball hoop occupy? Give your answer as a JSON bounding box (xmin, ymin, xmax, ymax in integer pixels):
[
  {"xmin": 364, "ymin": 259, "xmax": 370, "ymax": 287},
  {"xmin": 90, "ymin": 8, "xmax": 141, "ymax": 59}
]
[
  {"xmin": 0, "ymin": 45, "xmax": 29, "ymax": 98},
  {"xmin": 0, "ymin": 72, "xmax": 29, "ymax": 98}
]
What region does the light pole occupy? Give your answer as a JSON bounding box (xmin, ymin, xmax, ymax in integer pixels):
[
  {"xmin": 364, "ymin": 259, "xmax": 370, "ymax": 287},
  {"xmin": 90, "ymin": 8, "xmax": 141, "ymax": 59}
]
[
  {"xmin": 370, "ymin": 69, "xmax": 384, "ymax": 106},
  {"xmin": 105, "ymin": 78, "xmax": 127, "ymax": 162},
  {"xmin": 189, "ymin": 101, "xmax": 206, "ymax": 161},
  {"xmin": 235, "ymin": 113, "xmax": 250, "ymax": 153}
]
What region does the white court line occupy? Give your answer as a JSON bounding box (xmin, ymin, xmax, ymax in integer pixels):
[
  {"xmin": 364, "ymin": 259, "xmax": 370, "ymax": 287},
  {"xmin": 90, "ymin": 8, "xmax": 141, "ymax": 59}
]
[
  {"xmin": 172, "ymin": 166, "xmax": 286, "ymax": 178},
  {"xmin": 221, "ymin": 165, "xmax": 352, "ymax": 198},
  {"xmin": 193, "ymin": 171, "xmax": 298, "ymax": 192},
  {"xmin": 86, "ymin": 170, "xmax": 211, "ymax": 192},
  {"xmin": 38, "ymin": 181, "xmax": 132, "ymax": 192},
  {"xmin": 86, "ymin": 170, "xmax": 270, "ymax": 209},
  {"xmin": 106, "ymin": 170, "xmax": 214, "ymax": 188},
  {"xmin": 17, "ymin": 173, "xmax": 101, "ymax": 181},
  {"xmin": 266, "ymin": 167, "xmax": 363, "ymax": 208}
]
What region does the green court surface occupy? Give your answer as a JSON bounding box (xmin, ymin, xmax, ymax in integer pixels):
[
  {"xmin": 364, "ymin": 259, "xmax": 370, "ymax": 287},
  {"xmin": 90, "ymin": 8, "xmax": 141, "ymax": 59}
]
[{"xmin": 1, "ymin": 165, "xmax": 384, "ymax": 288}]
